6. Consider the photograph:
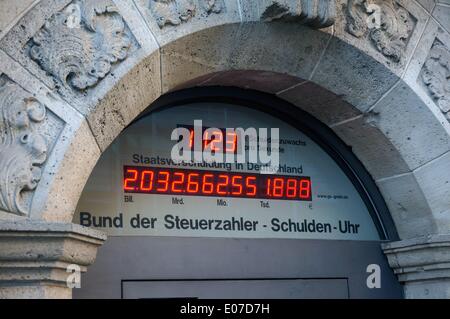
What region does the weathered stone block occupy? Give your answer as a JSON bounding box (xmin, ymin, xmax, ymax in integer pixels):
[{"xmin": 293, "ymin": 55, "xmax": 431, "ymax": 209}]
[
  {"xmin": 377, "ymin": 173, "xmax": 436, "ymax": 239},
  {"xmin": 87, "ymin": 50, "xmax": 161, "ymax": 152},
  {"xmin": 369, "ymin": 81, "xmax": 450, "ymax": 170},
  {"xmin": 414, "ymin": 151, "xmax": 450, "ymax": 235},
  {"xmin": 190, "ymin": 70, "xmax": 305, "ymax": 95},
  {"xmin": 433, "ymin": 4, "xmax": 450, "ymax": 33},
  {"xmin": 383, "ymin": 235, "xmax": 450, "ymax": 298},
  {"xmin": 161, "ymin": 22, "xmax": 332, "ymax": 93},
  {"xmin": 161, "ymin": 23, "xmax": 240, "ymax": 92},
  {"xmin": 416, "ymin": 0, "xmax": 436, "ymax": 12},
  {"xmin": 312, "ymin": 37, "xmax": 400, "ymax": 111},
  {"xmin": 0, "ymin": 220, "xmax": 106, "ymax": 299},
  {"xmin": 278, "ymin": 81, "xmax": 361, "ymax": 126},
  {"xmin": 229, "ymin": 22, "xmax": 332, "ymax": 80},
  {"xmin": 0, "ymin": 0, "xmax": 36, "ymax": 37},
  {"xmin": 332, "ymin": 115, "xmax": 411, "ymax": 180}
]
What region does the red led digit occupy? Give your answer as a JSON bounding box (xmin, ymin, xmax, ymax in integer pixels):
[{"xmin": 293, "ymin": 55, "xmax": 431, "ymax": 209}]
[
  {"xmin": 299, "ymin": 179, "xmax": 311, "ymax": 199},
  {"xmin": 140, "ymin": 170, "xmax": 154, "ymax": 191},
  {"xmin": 272, "ymin": 178, "xmax": 284, "ymax": 197},
  {"xmin": 231, "ymin": 175, "xmax": 243, "ymax": 195},
  {"xmin": 211, "ymin": 130, "xmax": 223, "ymax": 152},
  {"xmin": 186, "ymin": 173, "xmax": 200, "ymax": 193},
  {"xmin": 124, "ymin": 169, "xmax": 138, "ymax": 191},
  {"xmin": 203, "ymin": 131, "xmax": 210, "ymax": 150},
  {"xmin": 205, "ymin": 130, "xmax": 223, "ymax": 153},
  {"xmin": 225, "ymin": 132, "xmax": 237, "ymax": 153},
  {"xmin": 266, "ymin": 178, "xmax": 271, "ymax": 196},
  {"xmin": 156, "ymin": 171, "xmax": 170, "ymax": 192},
  {"xmin": 286, "ymin": 179, "xmax": 297, "ymax": 198},
  {"xmin": 171, "ymin": 172, "xmax": 185, "ymax": 193},
  {"xmin": 189, "ymin": 130, "xmax": 194, "ymax": 149},
  {"xmin": 202, "ymin": 174, "xmax": 214, "ymax": 194},
  {"xmin": 245, "ymin": 176, "xmax": 257, "ymax": 196},
  {"xmin": 217, "ymin": 174, "xmax": 229, "ymax": 195}
]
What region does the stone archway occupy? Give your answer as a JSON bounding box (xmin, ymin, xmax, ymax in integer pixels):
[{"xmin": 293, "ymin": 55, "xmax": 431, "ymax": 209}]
[{"xmin": 0, "ymin": 0, "xmax": 449, "ymax": 298}]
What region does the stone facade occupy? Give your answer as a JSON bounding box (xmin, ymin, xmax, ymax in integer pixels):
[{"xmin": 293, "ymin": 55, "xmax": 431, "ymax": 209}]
[
  {"xmin": 0, "ymin": 220, "xmax": 105, "ymax": 299},
  {"xmin": 0, "ymin": 76, "xmax": 49, "ymax": 216},
  {"xmin": 0, "ymin": 0, "xmax": 449, "ymax": 298},
  {"xmin": 383, "ymin": 234, "xmax": 450, "ymax": 298}
]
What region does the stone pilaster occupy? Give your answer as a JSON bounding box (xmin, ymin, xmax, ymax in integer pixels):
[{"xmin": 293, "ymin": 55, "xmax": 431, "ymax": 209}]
[
  {"xmin": 0, "ymin": 220, "xmax": 106, "ymax": 299},
  {"xmin": 382, "ymin": 235, "xmax": 450, "ymax": 298}
]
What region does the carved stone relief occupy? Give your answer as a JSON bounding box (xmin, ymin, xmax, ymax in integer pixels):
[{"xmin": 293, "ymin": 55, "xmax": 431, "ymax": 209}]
[
  {"xmin": 421, "ymin": 40, "xmax": 450, "ymax": 121},
  {"xmin": 261, "ymin": 0, "xmax": 337, "ymax": 28},
  {"xmin": 150, "ymin": 0, "xmax": 196, "ymax": 28},
  {"xmin": 0, "ymin": 76, "xmax": 48, "ymax": 216},
  {"xmin": 345, "ymin": 0, "xmax": 415, "ymax": 62},
  {"xmin": 201, "ymin": 0, "xmax": 225, "ymax": 15},
  {"xmin": 149, "ymin": 0, "xmax": 225, "ymax": 29},
  {"xmin": 28, "ymin": 0, "xmax": 131, "ymax": 92}
]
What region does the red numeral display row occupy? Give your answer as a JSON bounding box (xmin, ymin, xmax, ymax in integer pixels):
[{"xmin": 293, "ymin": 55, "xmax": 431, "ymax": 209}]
[{"xmin": 123, "ymin": 166, "xmax": 312, "ymax": 201}]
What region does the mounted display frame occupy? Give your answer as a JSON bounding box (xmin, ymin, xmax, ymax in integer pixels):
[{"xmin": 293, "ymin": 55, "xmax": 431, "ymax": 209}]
[{"xmin": 130, "ymin": 86, "xmax": 399, "ymax": 241}]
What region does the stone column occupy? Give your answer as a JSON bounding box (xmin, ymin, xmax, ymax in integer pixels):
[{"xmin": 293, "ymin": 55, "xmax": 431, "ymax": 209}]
[
  {"xmin": 382, "ymin": 235, "xmax": 450, "ymax": 298},
  {"xmin": 0, "ymin": 220, "xmax": 106, "ymax": 299}
]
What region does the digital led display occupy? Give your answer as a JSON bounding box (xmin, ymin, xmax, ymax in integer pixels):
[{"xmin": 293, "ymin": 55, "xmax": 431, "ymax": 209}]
[
  {"xmin": 123, "ymin": 166, "xmax": 312, "ymax": 200},
  {"xmin": 179, "ymin": 125, "xmax": 238, "ymax": 153},
  {"xmin": 75, "ymin": 102, "xmax": 381, "ymax": 241}
]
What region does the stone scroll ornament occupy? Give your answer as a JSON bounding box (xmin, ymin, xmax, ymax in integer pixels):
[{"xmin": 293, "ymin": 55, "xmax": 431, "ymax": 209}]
[
  {"xmin": 0, "ymin": 77, "xmax": 47, "ymax": 216},
  {"xmin": 29, "ymin": 0, "xmax": 131, "ymax": 91},
  {"xmin": 260, "ymin": 0, "xmax": 337, "ymax": 28},
  {"xmin": 149, "ymin": 0, "xmax": 225, "ymax": 28},
  {"xmin": 421, "ymin": 41, "xmax": 450, "ymax": 121},
  {"xmin": 346, "ymin": 0, "xmax": 415, "ymax": 62}
]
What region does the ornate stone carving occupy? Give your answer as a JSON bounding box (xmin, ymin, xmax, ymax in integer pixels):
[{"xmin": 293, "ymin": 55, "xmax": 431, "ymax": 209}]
[
  {"xmin": 261, "ymin": 0, "xmax": 336, "ymax": 28},
  {"xmin": 28, "ymin": 0, "xmax": 131, "ymax": 91},
  {"xmin": 345, "ymin": 0, "xmax": 415, "ymax": 62},
  {"xmin": 200, "ymin": 0, "xmax": 225, "ymax": 15},
  {"xmin": 150, "ymin": 0, "xmax": 197, "ymax": 28},
  {"xmin": 148, "ymin": 0, "xmax": 226, "ymax": 28},
  {"xmin": 421, "ymin": 41, "xmax": 450, "ymax": 121},
  {"xmin": 0, "ymin": 76, "xmax": 48, "ymax": 216}
]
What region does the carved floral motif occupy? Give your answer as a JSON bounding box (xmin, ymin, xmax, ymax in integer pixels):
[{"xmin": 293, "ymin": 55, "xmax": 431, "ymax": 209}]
[
  {"xmin": 421, "ymin": 41, "xmax": 450, "ymax": 121},
  {"xmin": 201, "ymin": 0, "xmax": 225, "ymax": 15},
  {"xmin": 0, "ymin": 76, "xmax": 47, "ymax": 216},
  {"xmin": 150, "ymin": 0, "xmax": 196, "ymax": 28},
  {"xmin": 346, "ymin": 0, "xmax": 415, "ymax": 62},
  {"xmin": 261, "ymin": 0, "xmax": 336, "ymax": 28},
  {"xmin": 149, "ymin": 0, "xmax": 224, "ymax": 29},
  {"xmin": 29, "ymin": 0, "xmax": 131, "ymax": 91}
]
